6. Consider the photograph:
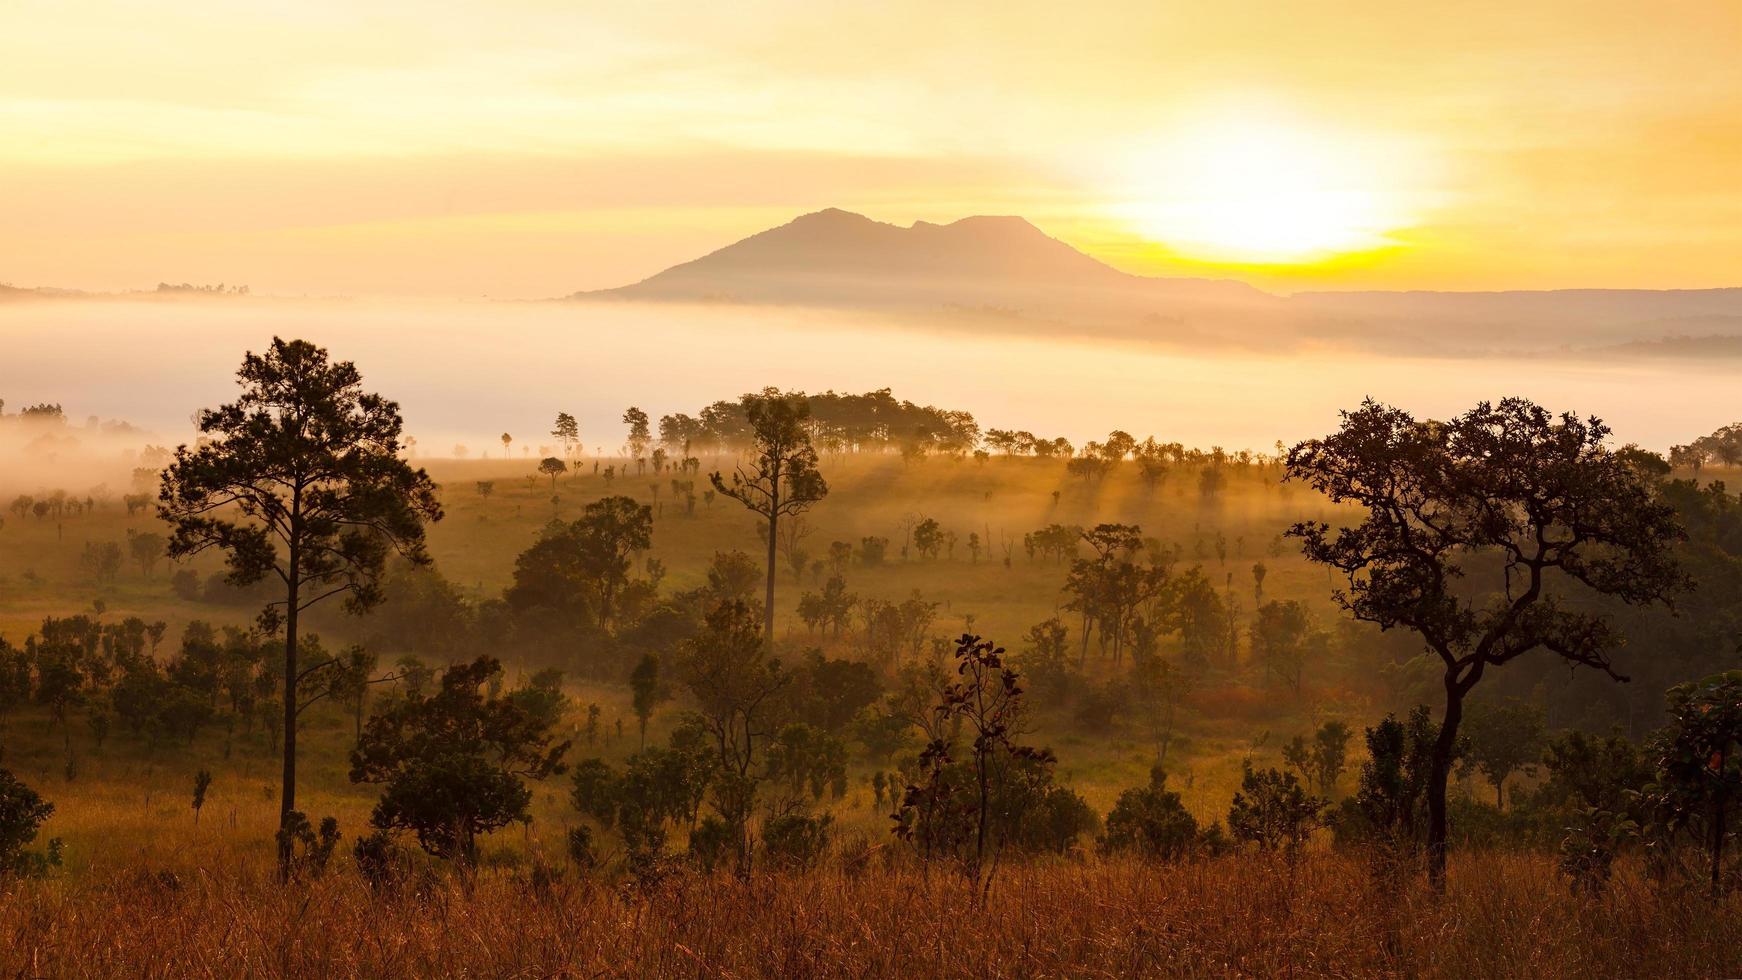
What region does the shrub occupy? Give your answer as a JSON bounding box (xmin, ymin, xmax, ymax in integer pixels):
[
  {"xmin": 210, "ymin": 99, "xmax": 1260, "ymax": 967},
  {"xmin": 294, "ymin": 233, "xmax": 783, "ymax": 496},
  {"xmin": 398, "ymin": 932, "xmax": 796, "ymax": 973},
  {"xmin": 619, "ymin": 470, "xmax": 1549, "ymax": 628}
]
[
  {"xmin": 276, "ymin": 811, "xmax": 340, "ymax": 880},
  {"xmin": 0, "ymin": 768, "xmax": 60, "ymax": 878},
  {"xmin": 1101, "ymin": 766, "xmax": 1199, "ymax": 860},
  {"xmin": 689, "ymin": 816, "xmax": 733, "ymax": 872},
  {"xmin": 761, "ymin": 812, "xmax": 833, "ymax": 870},
  {"xmin": 353, "ymin": 829, "xmax": 408, "ymax": 892},
  {"xmin": 1228, "ymin": 764, "xmax": 1325, "ymax": 852}
]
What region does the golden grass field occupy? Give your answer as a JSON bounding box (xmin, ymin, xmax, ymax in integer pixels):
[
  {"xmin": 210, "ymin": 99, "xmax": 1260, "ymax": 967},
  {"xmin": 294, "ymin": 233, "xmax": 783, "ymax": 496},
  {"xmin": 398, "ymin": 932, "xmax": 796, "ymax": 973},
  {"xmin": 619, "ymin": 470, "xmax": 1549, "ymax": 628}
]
[
  {"xmin": 2, "ymin": 851, "xmax": 1739, "ymax": 977},
  {"xmin": 4, "ymin": 453, "xmax": 1741, "ymax": 976}
]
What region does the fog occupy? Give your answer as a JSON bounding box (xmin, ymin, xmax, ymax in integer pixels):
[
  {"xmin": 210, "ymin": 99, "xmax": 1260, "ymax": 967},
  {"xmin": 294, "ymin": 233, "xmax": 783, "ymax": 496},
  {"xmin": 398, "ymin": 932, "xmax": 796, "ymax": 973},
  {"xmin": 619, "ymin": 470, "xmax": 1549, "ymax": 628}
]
[{"xmin": 1, "ymin": 297, "xmax": 1733, "ymax": 479}]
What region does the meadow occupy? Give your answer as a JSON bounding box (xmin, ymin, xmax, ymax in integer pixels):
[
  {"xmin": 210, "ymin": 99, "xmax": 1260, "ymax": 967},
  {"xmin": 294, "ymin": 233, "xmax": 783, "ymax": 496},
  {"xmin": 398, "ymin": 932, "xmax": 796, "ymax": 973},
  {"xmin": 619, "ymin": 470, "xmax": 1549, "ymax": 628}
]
[{"xmin": 2, "ymin": 407, "xmax": 1740, "ymax": 977}]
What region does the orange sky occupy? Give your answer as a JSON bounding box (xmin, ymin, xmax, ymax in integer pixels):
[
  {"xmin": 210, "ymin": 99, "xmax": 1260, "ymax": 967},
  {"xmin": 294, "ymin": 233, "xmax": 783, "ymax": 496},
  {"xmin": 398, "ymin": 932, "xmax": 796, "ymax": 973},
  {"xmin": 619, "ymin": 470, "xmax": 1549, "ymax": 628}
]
[{"xmin": 4, "ymin": 1, "xmax": 1742, "ymax": 298}]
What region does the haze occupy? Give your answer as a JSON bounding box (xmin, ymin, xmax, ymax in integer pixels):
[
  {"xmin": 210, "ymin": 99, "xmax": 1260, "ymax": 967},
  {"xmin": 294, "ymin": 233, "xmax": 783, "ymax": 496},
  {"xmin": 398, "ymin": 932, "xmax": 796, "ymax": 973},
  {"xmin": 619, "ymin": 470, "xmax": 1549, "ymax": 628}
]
[
  {"xmin": 6, "ymin": 1, "xmax": 1742, "ymax": 297},
  {"xmin": 0, "ymin": 298, "xmax": 1731, "ymax": 474}
]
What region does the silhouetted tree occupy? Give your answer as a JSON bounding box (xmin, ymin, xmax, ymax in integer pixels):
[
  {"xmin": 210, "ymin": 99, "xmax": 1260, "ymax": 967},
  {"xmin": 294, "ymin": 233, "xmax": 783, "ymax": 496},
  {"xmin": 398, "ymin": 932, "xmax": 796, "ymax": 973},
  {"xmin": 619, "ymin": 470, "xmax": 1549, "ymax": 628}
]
[
  {"xmin": 675, "ymin": 601, "xmax": 791, "ymax": 875},
  {"xmin": 538, "ymin": 456, "xmax": 567, "ymax": 489},
  {"xmin": 1643, "ymin": 670, "xmax": 1742, "ymax": 895},
  {"xmin": 551, "ymin": 412, "xmax": 579, "ymax": 460},
  {"xmin": 623, "ymin": 407, "xmax": 652, "ymax": 459},
  {"xmin": 630, "ymin": 653, "xmax": 667, "ymax": 749},
  {"xmin": 158, "ymin": 338, "xmax": 442, "ymax": 880},
  {"xmin": 710, "ymin": 389, "xmax": 829, "ymax": 647},
  {"xmin": 1287, "ymin": 398, "xmax": 1683, "ymax": 887},
  {"xmin": 350, "ymin": 656, "xmax": 569, "ymax": 865},
  {"xmin": 1459, "ymin": 699, "xmax": 1546, "ymax": 809}
]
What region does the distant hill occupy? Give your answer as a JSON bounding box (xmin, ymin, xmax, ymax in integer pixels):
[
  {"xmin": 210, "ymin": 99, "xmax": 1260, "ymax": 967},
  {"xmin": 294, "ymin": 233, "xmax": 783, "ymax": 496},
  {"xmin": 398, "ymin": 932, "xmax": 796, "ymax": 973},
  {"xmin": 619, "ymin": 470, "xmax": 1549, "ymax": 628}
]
[
  {"xmin": 570, "ymin": 209, "xmax": 1742, "ymax": 354},
  {"xmin": 571, "ymin": 208, "xmax": 1274, "ymax": 330}
]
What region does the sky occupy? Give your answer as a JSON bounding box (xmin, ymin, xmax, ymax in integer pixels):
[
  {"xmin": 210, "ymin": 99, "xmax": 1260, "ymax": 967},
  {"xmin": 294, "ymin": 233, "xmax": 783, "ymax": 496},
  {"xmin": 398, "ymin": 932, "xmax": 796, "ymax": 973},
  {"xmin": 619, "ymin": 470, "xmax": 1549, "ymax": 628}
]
[{"xmin": 5, "ymin": 0, "xmax": 1742, "ymax": 298}]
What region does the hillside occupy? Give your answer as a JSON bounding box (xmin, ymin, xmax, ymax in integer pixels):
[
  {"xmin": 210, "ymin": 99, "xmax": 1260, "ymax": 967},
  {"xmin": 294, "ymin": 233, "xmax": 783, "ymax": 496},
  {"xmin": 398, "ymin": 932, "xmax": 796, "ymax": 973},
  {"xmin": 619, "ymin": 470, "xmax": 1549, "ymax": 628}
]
[
  {"xmin": 572, "ymin": 208, "xmax": 1274, "ymax": 330},
  {"xmin": 571, "ymin": 210, "xmax": 1742, "ymax": 354}
]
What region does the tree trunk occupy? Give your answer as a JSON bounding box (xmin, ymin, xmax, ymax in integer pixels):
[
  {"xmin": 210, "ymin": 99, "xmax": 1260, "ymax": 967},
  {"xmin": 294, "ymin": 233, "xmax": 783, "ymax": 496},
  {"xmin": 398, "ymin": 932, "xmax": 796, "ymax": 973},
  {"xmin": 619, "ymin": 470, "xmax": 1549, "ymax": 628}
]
[
  {"xmin": 1713, "ymin": 756, "xmax": 1728, "ymax": 897},
  {"xmin": 763, "ymin": 468, "xmax": 780, "ymax": 651},
  {"xmin": 1427, "ymin": 677, "xmax": 1465, "ymax": 891},
  {"xmin": 278, "ymin": 563, "xmax": 299, "ymax": 883}
]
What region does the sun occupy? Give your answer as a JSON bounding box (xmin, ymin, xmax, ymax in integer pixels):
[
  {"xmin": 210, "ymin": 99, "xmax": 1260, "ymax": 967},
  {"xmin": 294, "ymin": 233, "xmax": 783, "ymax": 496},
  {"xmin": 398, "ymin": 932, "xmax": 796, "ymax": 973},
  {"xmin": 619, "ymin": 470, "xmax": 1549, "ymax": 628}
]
[{"xmin": 1113, "ymin": 117, "xmax": 1412, "ymax": 265}]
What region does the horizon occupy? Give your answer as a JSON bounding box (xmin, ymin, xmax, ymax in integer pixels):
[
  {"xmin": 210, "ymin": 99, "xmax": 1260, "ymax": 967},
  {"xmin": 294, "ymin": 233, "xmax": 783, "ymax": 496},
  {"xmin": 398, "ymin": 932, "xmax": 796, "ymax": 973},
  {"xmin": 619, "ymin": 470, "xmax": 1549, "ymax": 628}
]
[
  {"xmin": 6, "ymin": 2, "xmax": 1742, "ymax": 299},
  {"xmin": 19, "ymin": 204, "xmax": 1742, "ymax": 302}
]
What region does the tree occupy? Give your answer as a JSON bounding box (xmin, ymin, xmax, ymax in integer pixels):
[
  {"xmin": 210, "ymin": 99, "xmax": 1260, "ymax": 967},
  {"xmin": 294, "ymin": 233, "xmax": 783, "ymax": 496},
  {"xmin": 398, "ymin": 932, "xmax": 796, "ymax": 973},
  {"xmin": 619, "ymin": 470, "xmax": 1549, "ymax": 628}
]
[
  {"xmin": 709, "ymin": 389, "xmax": 829, "ymax": 648},
  {"xmin": 1459, "ymin": 699, "xmax": 1546, "ymax": 809},
  {"xmin": 506, "ymin": 496, "xmax": 652, "ymax": 630},
  {"xmin": 1644, "ymin": 670, "xmax": 1742, "ymax": 895},
  {"xmin": 500, "ymin": 432, "xmax": 512, "ymax": 459},
  {"xmin": 675, "ymin": 601, "xmax": 791, "ymax": 875},
  {"xmin": 1228, "ymin": 764, "xmax": 1325, "ymax": 852},
  {"xmin": 1282, "ymin": 720, "xmax": 1352, "ymax": 796},
  {"xmin": 1287, "ymin": 397, "xmax": 1683, "ymax": 887},
  {"xmin": 1100, "ymin": 765, "xmax": 1200, "ymax": 860},
  {"xmin": 350, "ymin": 656, "xmax": 569, "ymax": 864},
  {"xmin": 538, "ymin": 456, "xmax": 568, "ymax": 490},
  {"xmin": 623, "ymin": 407, "xmax": 652, "ymax": 459},
  {"xmin": 1341, "ymin": 706, "xmax": 1463, "ymax": 866},
  {"xmin": 629, "ymin": 653, "xmax": 668, "ymax": 748},
  {"xmin": 912, "ymin": 518, "xmax": 943, "ymax": 560},
  {"xmin": 892, "ymin": 634, "xmax": 1055, "ymax": 892},
  {"xmin": 158, "ymin": 337, "xmax": 442, "ymax": 879},
  {"xmin": 1251, "ymin": 600, "xmax": 1315, "ymax": 695},
  {"xmin": 551, "ymin": 412, "xmax": 579, "ymax": 460},
  {"xmin": 0, "ymin": 768, "xmax": 60, "ymax": 878},
  {"xmin": 127, "ymin": 530, "xmax": 167, "ymax": 578},
  {"xmin": 192, "ymin": 770, "xmax": 212, "ymax": 825}
]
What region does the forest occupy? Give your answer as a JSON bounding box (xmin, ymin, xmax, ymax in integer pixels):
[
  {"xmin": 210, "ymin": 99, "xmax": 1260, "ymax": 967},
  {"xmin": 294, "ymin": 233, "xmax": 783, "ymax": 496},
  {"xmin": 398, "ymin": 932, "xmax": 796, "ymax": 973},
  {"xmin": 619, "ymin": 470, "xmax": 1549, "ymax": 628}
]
[{"xmin": 0, "ymin": 339, "xmax": 1739, "ymax": 976}]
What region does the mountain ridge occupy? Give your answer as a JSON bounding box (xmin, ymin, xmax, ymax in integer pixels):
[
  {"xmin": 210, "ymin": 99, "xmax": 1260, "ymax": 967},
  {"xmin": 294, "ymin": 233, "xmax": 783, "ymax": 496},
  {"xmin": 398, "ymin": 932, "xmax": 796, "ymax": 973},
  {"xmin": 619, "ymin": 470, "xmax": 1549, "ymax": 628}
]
[{"xmin": 569, "ymin": 208, "xmax": 1742, "ymax": 353}]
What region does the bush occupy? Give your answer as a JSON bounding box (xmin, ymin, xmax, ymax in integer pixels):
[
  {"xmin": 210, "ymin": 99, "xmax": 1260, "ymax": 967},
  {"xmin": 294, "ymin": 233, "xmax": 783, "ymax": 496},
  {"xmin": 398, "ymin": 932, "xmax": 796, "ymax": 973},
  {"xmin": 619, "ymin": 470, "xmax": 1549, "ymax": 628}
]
[
  {"xmin": 0, "ymin": 768, "xmax": 60, "ymax": 878},
  {"xmin": 169, "ymin": 568, "xmax": 201, "ymax": 601},
  {"xmin": 689, "ymin": 816, "xmax": 733, "ymax": 872},
  {"xmin": 1101, "ymin": 766, "xmax": 1199, "ymax": 860},
  {"xmin": 565, "ymin": 826, "xmax": 597, "ymax": 871},
  {"xmin": 353, "ymin": 829, "xmax": 408, "ymax": 892},
  {"xmin": 1228, "ymin": 764, "xmax": 1325, "ymax": 852},
  {"xmin": 277, "ymin": 811, "xmax": 340, "ymax": 880},
  {"xmin": 762, "ymin": 812, "xmax": 833, "ymax": 870}
]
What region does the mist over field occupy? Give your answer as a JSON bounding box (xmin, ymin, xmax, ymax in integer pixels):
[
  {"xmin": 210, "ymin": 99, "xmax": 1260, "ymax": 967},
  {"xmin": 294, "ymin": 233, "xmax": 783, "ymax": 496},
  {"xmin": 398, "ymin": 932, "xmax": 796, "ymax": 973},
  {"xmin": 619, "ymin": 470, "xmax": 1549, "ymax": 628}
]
[{"xmin": 2, "ymin": 296, "xmax": 1732, "ymax": 474}]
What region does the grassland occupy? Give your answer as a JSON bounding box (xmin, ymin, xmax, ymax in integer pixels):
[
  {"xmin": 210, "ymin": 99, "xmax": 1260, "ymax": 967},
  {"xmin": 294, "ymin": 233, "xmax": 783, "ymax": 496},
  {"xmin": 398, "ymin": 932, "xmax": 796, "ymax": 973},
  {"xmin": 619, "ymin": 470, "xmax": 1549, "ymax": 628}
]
[{"xmin": 3, "ymin": 451, "xmax": 1739, "ymax": 976}]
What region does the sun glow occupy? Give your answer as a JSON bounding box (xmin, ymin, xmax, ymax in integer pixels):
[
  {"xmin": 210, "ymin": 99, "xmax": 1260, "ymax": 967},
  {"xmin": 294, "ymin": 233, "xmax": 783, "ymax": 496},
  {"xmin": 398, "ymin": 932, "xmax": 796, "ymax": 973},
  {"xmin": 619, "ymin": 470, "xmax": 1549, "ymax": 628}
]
[{"xmin": 1114, "ymin": 117, "xmax": 1418, "ymax": 265}]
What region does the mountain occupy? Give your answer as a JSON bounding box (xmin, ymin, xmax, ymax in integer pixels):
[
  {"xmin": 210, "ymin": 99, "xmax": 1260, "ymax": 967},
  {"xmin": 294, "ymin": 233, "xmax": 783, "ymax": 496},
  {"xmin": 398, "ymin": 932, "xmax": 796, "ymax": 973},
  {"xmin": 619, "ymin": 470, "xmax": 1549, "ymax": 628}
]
[
  {"xmin": 572, "ymin": 208, "xmax": 1272, "ymax": 324},
  {"xmin": 570, "ymin": 208, "xmax": 1742, "ymax": 354}
]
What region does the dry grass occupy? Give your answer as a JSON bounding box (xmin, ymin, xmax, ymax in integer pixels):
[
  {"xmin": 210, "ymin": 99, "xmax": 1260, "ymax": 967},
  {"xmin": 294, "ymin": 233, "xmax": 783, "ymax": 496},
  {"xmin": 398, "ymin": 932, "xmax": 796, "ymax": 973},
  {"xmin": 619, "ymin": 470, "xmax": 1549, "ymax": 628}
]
[{"xmin": 2, "ymin": 851, "xmax": 1737, "ymax": 977}]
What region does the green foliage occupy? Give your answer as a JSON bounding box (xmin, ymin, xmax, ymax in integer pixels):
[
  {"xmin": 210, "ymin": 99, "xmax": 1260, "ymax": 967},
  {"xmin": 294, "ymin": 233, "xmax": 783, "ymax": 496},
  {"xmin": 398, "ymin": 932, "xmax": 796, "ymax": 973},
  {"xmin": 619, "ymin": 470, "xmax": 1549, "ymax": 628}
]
[
  {"xmin": 1282, "ymin": 719, "xmax": 1352, "ymax": 797},
  {"xmin": 0, "ymin": 767, "xmax": 60, "ymax": 878},
  {"xmin": 766, "ymin": 723, "xmax": 848, "ymax": 801},
  {"xmin": 1340, "ymin": 706, "xmax": 1458, "ymax": 850},
  {"xmin": 1537, "ymin": 727, "xmax": 1649, "ymax": 815},
  {"xmin": 761, "ymin": 811, "xmax": 833, "ymax": 870},
  {"xmin": 1459, "ymin": 699, "xmax": 1546, "ymax": 808},
  {"xmin": 893, "ymin": 635, "xmax": 1083, "ymax": 883},
  {"xmin": 572, "ymin": 720, "xmax": 714, "ymax": 864},
  {"xmin": 1228, "ymin": 764, "xmax": 1325, "ymax": 852},
  {"xmin": 350, "ymin": 656, "xmax": 570, "ymax": 863},
  {"xmin": 506, "ymin": 495, "xmax": 653, "ymax": 632},
  {"xmin": 1101, "ymin": 765, "xmax": 1200, "ymax": 860},
  {"xmin": 275, "ymin": 811, "xmax": 340, "ymax": 880},
  {"xmin": 1018, "ymin": 617, "xmax": 1073, "ymax": 702},
  {"xmin": 1641, "ymin": 670, "xmax": 1742, "ymax": 893}
]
